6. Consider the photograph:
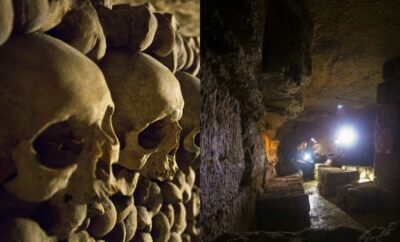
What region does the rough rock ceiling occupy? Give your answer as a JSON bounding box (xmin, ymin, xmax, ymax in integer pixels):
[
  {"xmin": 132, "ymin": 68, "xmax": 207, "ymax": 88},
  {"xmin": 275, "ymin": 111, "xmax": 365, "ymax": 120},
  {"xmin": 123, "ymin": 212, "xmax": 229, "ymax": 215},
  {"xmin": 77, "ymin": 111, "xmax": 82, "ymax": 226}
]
[{"xmin": 304, "ymin": 0, "xmax": 400, "ymax": 110}]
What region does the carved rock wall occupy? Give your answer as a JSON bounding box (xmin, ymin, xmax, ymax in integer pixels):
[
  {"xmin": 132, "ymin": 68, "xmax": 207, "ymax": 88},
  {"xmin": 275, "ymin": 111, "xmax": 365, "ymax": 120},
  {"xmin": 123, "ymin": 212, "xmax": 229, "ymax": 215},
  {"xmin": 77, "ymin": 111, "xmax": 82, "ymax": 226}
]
[
  {"xmin": 200, "ymin": 62, "xmax": 266, "ymax": 242},
  {"xmin": 200, "ymin": 1, "xmax": 268, "ymax": 241}
]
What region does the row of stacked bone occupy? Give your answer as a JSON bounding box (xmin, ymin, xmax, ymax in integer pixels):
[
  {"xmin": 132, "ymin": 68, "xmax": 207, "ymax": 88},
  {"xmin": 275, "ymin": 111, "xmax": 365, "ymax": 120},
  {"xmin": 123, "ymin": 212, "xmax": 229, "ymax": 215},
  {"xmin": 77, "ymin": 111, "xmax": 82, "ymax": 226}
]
[
  {"xmin": 0, "ymin": 0, "xmax": 200, "ymax": 76},
  {"xmin": 0, "ymin": 166, "xmax": 200, "ymax": 242},
  {"xmin": 0, "ymin": 0, "xmax": 200, "ymax": 241}
]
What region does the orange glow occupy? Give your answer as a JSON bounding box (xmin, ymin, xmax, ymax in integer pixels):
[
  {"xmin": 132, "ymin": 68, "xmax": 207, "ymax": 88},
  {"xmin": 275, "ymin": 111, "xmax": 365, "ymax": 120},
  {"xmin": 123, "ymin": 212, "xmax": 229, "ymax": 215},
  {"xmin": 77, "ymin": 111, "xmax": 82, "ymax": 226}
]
[{"xmin": 262, "ymin": 133, "xmax": 280, "ymax": 165}]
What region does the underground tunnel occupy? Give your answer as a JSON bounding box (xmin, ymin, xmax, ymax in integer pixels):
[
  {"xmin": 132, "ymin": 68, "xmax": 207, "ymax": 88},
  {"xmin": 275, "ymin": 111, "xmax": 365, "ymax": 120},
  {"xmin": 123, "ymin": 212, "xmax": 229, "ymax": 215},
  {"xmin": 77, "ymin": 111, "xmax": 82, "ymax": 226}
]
[{"xmin": 202, "ymin": 0, "xmax": 400, "ymax": 241}]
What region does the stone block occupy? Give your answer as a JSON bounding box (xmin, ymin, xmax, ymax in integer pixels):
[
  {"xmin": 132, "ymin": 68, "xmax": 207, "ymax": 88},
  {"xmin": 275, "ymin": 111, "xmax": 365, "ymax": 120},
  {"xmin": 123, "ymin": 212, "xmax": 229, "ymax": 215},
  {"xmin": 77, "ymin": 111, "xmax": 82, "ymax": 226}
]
[
  {"xmin": 296, "ymin": 161, "xmax": 314, "ymax": 181},
  {"xmin": 336, "ymin": 182, "xmax": 380, "ymax": 212},
  {"xmin": 256, "ymin": 192, "xmax": 310, "ymax": 230},
  {"xmin": 318, "ymin": 169, "xmax": 359, "ymax": 196},
  {"xmin": 314, "ymin": 163, "xmax": 332, "ymax": 180}
]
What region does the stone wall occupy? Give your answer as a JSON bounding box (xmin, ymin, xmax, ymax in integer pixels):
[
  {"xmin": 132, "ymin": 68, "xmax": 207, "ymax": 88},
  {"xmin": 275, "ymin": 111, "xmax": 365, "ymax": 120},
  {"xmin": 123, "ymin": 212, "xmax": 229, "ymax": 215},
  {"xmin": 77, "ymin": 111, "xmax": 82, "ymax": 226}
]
[
  {"xmin": 200, "ymin": 1, "xmax": 268, "ymax": 241},
  {"xmin": 375, "ymin": 57, "xmax": 400, "ymax": 205},
  {"xmin": 200, "ymin": 62, "xmax": 267, "ymax": 242}
]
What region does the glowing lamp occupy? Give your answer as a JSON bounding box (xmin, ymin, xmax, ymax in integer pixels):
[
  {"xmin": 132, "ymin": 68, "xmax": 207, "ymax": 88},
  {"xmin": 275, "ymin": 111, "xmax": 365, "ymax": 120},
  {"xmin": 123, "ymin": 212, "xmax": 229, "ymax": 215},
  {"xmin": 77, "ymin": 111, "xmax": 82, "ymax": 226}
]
[
  {"xmin": 303, "ymin": 152, "xmax": 312, "ymax": 161},
  {"xmin": 335, "ymin": 126, "xmax": 357, "ymax": 147}
]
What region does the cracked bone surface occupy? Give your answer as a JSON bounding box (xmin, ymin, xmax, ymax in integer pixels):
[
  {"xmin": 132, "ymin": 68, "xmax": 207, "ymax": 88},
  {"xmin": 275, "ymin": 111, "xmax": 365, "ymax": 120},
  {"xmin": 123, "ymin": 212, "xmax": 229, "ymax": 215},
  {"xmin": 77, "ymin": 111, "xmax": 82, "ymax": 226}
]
[
  {"xmin": 100, "ymin": 50, "xmax": 184, "ymax": 181},
  {"xmin": 97, "ymin": 3, "xmax": 157, "ymax": 51},
  {"xmin": 0, "ymin": 33, "xmax": 119, "ymax": 203}
]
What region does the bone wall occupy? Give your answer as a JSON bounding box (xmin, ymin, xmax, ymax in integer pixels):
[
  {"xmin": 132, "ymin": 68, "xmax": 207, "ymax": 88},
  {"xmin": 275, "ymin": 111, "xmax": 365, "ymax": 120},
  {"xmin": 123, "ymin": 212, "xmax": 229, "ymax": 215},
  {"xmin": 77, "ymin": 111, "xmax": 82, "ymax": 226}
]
[{"xmin": 0, "ymin": 1, "xmax": 200, "ymax": 242}]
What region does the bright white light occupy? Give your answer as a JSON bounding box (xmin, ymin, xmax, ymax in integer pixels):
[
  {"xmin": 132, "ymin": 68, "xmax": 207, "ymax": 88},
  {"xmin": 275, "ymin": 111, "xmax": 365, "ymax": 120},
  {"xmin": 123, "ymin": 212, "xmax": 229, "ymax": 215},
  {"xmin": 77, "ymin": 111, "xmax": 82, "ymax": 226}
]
[
  {"xmin": 335, "ymin": 126, "xmax": 357, "ymax": 146},
  {"xmin": 303, "ymin": 152, "xmax": 312, "ymax": 161},
  {"xmin": 310, "ymin": 138, "xmax": 317, "ymax": 143},
  {"xmin": 337, "ymin": 104, "xmax": 344, "ymax": 109}
]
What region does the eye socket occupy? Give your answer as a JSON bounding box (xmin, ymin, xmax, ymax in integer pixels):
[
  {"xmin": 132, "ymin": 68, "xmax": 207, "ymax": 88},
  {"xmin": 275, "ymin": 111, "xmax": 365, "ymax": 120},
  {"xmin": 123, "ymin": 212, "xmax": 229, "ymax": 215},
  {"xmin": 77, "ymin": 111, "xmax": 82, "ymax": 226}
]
[
  {"xmin": 33, "ymin": 121, "xmax": 84, "ymax": 169},
  {"xmin": 194, "ymin": 132, "xmax": 200, "ymax": 147},
  {"xmin": 138, "ymin": 119, "xmax": 167, "ymax": 150}
]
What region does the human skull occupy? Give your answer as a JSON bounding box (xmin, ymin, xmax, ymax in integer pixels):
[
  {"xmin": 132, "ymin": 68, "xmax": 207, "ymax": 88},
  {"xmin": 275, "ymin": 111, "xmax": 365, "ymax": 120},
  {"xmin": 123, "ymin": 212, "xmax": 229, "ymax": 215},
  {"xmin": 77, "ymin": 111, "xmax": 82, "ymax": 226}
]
[
  {"xmin": 100, "ymin": 50, "xmax": 184, "ymax": 181},
  {"xmin": 0, "ymin": 33, "xmax": 119, "ymax": 203},
  {"xmin": 0, "ymin": 0, "xmax": 13, "ymax": 46},
  {"xmin": 96, "ymin": 3, "xmax": 157, "ymax": 52},
  {"xmin": 175, "ymin": 72, "xmax": 200, "ymax": 170}
]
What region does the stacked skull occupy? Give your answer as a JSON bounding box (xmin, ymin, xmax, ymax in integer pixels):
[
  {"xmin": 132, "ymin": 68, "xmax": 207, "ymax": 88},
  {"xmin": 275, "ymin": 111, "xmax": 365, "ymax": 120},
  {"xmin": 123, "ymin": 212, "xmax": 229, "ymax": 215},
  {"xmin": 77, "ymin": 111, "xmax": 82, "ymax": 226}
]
[{"xmin": 0, "ymin": 1, "xmax": 200, "ymax": 242}]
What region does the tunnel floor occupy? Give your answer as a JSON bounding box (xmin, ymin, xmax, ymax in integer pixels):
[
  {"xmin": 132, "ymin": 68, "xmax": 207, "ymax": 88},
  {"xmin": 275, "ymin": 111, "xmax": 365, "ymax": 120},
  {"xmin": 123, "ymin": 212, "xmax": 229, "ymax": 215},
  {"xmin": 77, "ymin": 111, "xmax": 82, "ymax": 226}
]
[{"xmin": 304, "ymin": 181, "xmax": 366, "ymax": 231}]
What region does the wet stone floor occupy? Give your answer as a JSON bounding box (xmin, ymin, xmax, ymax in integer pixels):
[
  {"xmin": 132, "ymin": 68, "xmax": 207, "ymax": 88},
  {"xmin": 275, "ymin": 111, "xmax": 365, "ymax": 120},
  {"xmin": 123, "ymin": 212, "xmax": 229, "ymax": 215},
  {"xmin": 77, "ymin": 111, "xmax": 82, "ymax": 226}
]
[{"xmin": 303, "ymin": 181, "xmax": 366, "ymax": 231}]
